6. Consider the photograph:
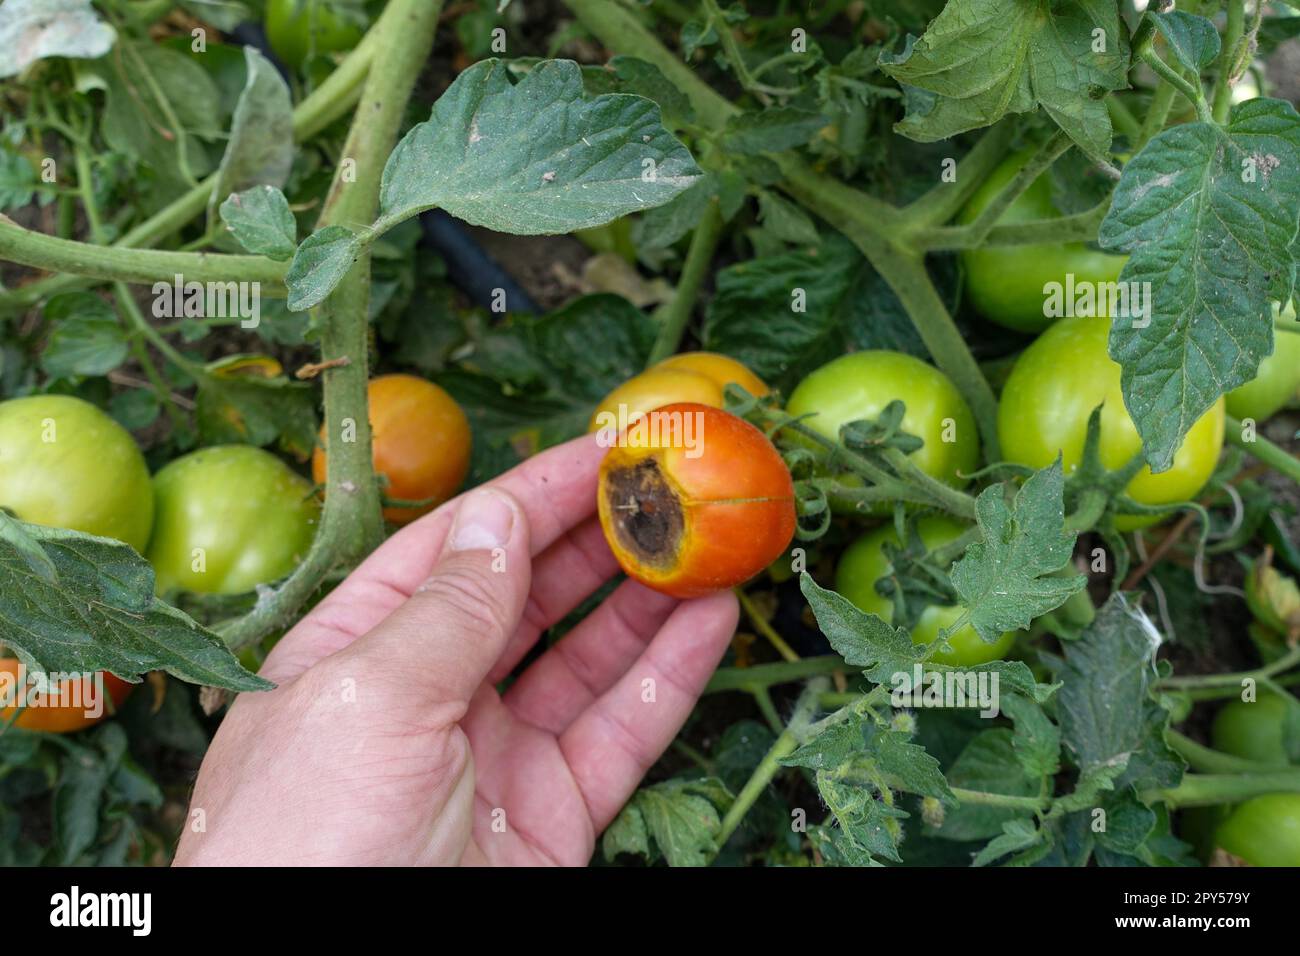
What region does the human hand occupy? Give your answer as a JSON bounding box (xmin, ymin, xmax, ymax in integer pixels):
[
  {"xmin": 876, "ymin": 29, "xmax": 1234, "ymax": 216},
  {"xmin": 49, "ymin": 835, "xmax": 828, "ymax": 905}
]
[{"xmin": 173, "ymin": 434, "xmax": 739, "ymax": 866}]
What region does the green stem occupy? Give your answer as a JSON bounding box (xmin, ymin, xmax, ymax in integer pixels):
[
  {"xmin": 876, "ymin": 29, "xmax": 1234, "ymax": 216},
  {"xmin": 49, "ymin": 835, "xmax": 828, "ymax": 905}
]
[
  {"xmin": 0, "ymin": 216, "xmax": 288, "ymax": 293},
  {"xmin": 950, "ymin": 787, "xmax": 1047, "ymax": 812},
  {"xmin": 1152, "ymin": 769, "xmax": 1300, "ymax": 809},
  {"xmin": 1212, "ymin": 0, "xmax": 1246, "ymax": 125},
  {"xmin": 1160, "ymin": 644, "xmax": 1300, "ymax": 690},
  {"xmin": 1224, "ymin": 415, "xmax": 1300, "ymax": 483},
  {"xmin": 706, "ymin": 655, "xmax": 852, "ymax": 694},
  {"xmin": 881, "ymin": 447, "xmax": 978, "ymax": 519},
  {"xmin": 1139, "ymin": 46, "xmax": 1213, "ymax": 125},
  {"xmin": 118, "ymin": 37, "xmax": 200, "ymax": 187},
  {"xmin": 915, "ymin": 200, "xmax": 1107, "ymax": 251},
  {"xmin": 646, "ymin": 199, "xmax": 723, "ymax": 365},
  {"xmin": 219, "ymin": 0, "xmax": 444, "ymax": 650},
  {"xmin": 750, "ymin": 686, "xmax": 784, "ymax": 735},
  {"xmin": 1135, "ymin": 80, "xmax": 1177, "ymax": 152},
  {"xmin": 1184, "ymin": 671, "xmax": 1300, "ymax": 701},
  {"xmin": 901, "ymin": 122, "xmax": 1015, "ymax": 228},
  {"xmin": 716, "ymin": 678, "xmax": 826, "ymax": 847},
  {"xmin": 1166, "ymin": 729, "xmax": 1284, "ymax": 774},
  {"xmin": 736, "ymin": 587, "xmax": 800, "ymax": 663},
  {"xmin": 1107, "ymin": 95, "xmax": 1142, "ymax": 142}
]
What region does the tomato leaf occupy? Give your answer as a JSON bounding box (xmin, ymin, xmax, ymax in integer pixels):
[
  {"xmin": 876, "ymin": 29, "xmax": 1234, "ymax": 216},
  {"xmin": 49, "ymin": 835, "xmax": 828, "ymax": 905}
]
[
  {"xmin": 220, "ymin": 185, "xmax": 297, "ymax": 261},
  {"xmin": 1101, "ymin": 98, "xmax": 1300, "ymax": 471},
  {"xmin": 39, "ymin": 292, "xmax": 128, "ymax": 380},
  {"xmin": 721, "ymin": 106, "xmax": 829, "ymax": 155},
  {"xmin": 878, "ymin": 0, "xmax": 1131, "ymax": 159},
  {"xmin": 971, "ymin": 818, "xmax": 1042, "ymax": 867},
  {"xmin": 0, "ymin": 516, "xmax": 269, "ymax": 692},
  {"xmin": 950, "ymin": 461, "xmax": 1086, "ymax": 641},
  {"xmin": 0, "ymin": 148, "xmax": 38, "ymax": 210},
  {"xmin": 799, "ymin": 572, "xmax": 926, "ymax": 681},
  {"xmin": 603, "ymin": 777, "xmax": 731, "ymax": 867},
  {"xmin": 208, "ymin": 47, "xmax": 294, "ymax": 225},
  {"xmin": 932, "ymin": 730, "xmax": 1038, "ymax": 841},
  {"xmin": 1149, "ymin": 11, "xmax": 1221, "ymax": 74},
  {"xmin": 284, "ymin": 226, "xmax": 362, "ymax": 312},
  {"xmin": 0, "ymin": 0, "xmax": 116, "ymax": 79},
  {"xmin": 194, "ymin": 354, "xmax": 318, "ymax": 458}
]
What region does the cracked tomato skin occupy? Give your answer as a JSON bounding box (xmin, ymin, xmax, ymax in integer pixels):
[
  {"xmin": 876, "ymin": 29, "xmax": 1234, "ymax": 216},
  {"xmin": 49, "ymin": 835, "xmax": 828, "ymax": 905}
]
[
  {"xmin": 0, "ymin": 394, "xmax": 153, "ymax": 553},
  {"xmin": 998, "ymin": 316, "xmax": 1224, "ymax": 531},
  {"xmin": 597, "ymin": 402, "xmax": 795, "ymax": 598},
  {"xmin": 147, "ymin": 445, "xmax": 319, "ymax": 596},
  {"xmin": 312, "ymin": 374, "xmax": 471, "ymax": 525},
  {"xmin": 589, "ymin": 352, "xmax": 767, "ymax": 433},
  {"xmin": 1215, "ymin": 794, "xmax": 1300, "ymax": 867},
  {"xmin": 835, "ymin": 516, "xmax": 1015, "ymax": 666},
  {"xmin": 1225, "ymin": 302, "xmax": 1300, "ymax": 423},
  {"xmin": 785, "ymin": 350, "xmax": 979, "ymax": 489},
  {"xmin": 960, "ymin": 149, "xmax": 1128, "ymax": 333},
  {"xmin": 0, "ymin": 659, "xmax": 134, "ymax": 734}
]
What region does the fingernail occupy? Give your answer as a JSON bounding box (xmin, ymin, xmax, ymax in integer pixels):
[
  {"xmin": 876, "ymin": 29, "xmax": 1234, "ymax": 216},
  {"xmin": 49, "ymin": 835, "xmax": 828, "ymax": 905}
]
[{"xmin": 449, "ymin": 489, "xmax": 515, "ymax": 551}]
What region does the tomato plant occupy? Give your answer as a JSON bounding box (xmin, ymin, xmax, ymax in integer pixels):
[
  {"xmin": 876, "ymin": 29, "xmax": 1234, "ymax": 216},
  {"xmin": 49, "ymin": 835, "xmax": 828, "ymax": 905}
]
[
  {"xmin": 1, "ymin": 0, "xmax": 1299, "ymax": 874},
  {"xmin": 999, "ymin": 316, "xmax": 1225, "ymax": 529},
  {"xmin": 148, "ymin": 445, "xmax": 320, "ymax": 595},
  {"xmin": 836, "ymin": 517, "xmax": 1016, "ymax": 666},
  {"xmin": 313, "ymin": 374, "xmax": 471, "ymax": 524},
  {"xmin": 0, "ymin": 658, "xmax": 134, "ymax": 734},
  {"xmin": 959, "ymin": 150, "xmax": 1128, "ymax": 333},
  {"xmin": 0, "ymin": 395, "xmax": 153, "ymax": 552},
  {"xmin": 597, "ymin": 403, "xmax": 795, "ymax": 598}
]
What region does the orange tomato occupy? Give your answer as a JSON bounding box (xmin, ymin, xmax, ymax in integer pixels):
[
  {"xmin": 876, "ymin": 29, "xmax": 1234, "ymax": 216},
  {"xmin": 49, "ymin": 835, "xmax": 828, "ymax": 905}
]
[
  {"xmin": 597, "ymin": 402, "xmax": 795, "ymax": 598},
  {"xmin": 0, "ymin": 658, "xmax": 134, "ymax": 734},
  {"xmin": 588, "ymin": 352, "xmax": 767, "ymax": 433},
  {"xmin": 313, "ymin": 374, "xmax": 471, "ymax": 525}
]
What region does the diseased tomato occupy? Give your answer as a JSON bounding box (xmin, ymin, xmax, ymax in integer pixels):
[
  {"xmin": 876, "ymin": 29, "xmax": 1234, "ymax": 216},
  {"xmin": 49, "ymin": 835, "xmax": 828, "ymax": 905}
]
[
  {"xmin": 1214, "ymin": 793, "xmax": 1300, "ymax": 866},
  {"xmin": 0, "ymin": 657, "xmax": 134, "ymax": 734},
  {"xmin": 147, "ymin": 445, "xmax": 319, "ymax": 595},
  {"xmin": 959, "ymin": 149, "xmax": 1128, "ymax": 333},
  {"xmin": 265, "ymin": 0, "xmax": 363, "ymax": 70},
  {"xmin": 835, "ymin": 516, "xmax": 1015, "ymax": 666},
  {"xmin": 589, "ymin": 352, "xmax": 767, "ymax": 434},
  {"xmin": 312, "ymin": 374, "xmax": 471, "ymax": 525},
  {"xmin": 0, "ymin": 394, "xmax": 153, "ymax": 552},
  {"xmin": 597, "ymin": 402, "xmax": 795, "ymax": 598},
  {"xmin": 1225, "ymin": 302, "xmax": 1300, "ymax": 423},
  {"xmin": 998, "ymin": 316, "xmax": 1225, "ymax": 530},
  {"xmin": 785, "ymin": 350, "xmax": 979, "ymax": 489},
  {"xmin": 1211, "ymin": 689, "xmax": 1299, "ymax": 765}
]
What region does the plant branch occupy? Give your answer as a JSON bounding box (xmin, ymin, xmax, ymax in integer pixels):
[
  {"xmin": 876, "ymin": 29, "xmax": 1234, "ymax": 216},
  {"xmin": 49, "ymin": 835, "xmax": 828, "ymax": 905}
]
[
  {"xmin": 1166, "ymin": 729, "xmax": 1282, "ymax": 774},
  {"xmin": 1225, "ymin": 415, "xmax": 1300, "ymax": 483},
  {"xmin": 646, "ymin": 198, "xmax": 723, "ymax": 365},
  {"xmin": 706, "ymin": 655, "xmax": 852, "ymax": 693},
  {"xmin": 1160, "ymin": 644, "xmax": 1300, "ymax": 690},
  {"xmin": 1152, "ymin": 769, "xmax": 1300, "ymax": 808},
  {"xmin": 1212, "ymin": 0, "xmax": 1246, "ymax": 125},
  {"xmin": 901, "ymin": 122, "xmax": 1015, "ymax": 228},
  {"xmin": 736, "ymin": 587, "xmax": 800, "ymax": 663}
]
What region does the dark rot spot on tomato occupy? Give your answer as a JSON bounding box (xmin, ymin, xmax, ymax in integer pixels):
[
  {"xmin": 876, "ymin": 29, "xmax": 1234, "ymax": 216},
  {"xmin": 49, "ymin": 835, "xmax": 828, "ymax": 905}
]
[{"xmin": 605, "ymin": 457, "xmax": 685, "ymax": 567}]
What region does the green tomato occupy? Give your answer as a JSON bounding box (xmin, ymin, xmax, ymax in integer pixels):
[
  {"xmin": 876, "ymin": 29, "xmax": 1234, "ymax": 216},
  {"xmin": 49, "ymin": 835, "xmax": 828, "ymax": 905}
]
[
  {"xmin": 1211, "ymin": 689, "xmax": 1299, "ymax": 765},
  {"xmin": 265, "ymin": 0, "xmax": 363, "ymax": 70},
  {"xmin": 1214, "ymin": 793, "xmax": 1300, "ymax": 866},
  {"xmin": 0, "ymin": 395, "xmax": 153, "ymax": 552},
  {"xmin": 998, "ymin": 315, "xmax": 1225, "ymax": 531},
  {"xmin": 786, "ymin": 351, "xmax": 980, "ymax": 489},
  {"xmin": 1225, "ymin": 302, "xmax": 1300, "ymax": 423},
  {"xmin": 834, "ymin": 516, "xmax": 1016, "ymax": 666},
  {"xmin": 959, "ymin": 149, "xmax": 1128, "ymax": 333},
  {"xmin": 147, "ymin": 445, "xmax": 319, "ymax": 595}
]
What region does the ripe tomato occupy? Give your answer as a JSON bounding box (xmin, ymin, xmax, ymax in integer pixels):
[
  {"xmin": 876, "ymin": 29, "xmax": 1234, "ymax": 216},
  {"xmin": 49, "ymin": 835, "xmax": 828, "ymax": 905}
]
[
  {"xmin": 998, "ymin": 316, "xmax": 1225, "ymax": 530},
  {"xmin": 312, "ymin": 374, "xmax": 471, "ymax": 525},
  {"xmin": 835, "ymin": 516, "xmax": 1015, "ymax": 666},
  {"xmin": 265, "ymin": 0, "xmax": 363, "ymax": 70},
  {"xmin": 0, "ymin": 394, "xmax": 153, "ymax": 552},
  {"xmin": 1211, "ymin": 689, "xmax": 1298, "ymax": 765},
  {"xmin": 147, "ymin": 445, "xmax": 320, "ymax": 595},
  {"xmin": 959, "ymin": 149, "xmax": 1128, "ymax": 333},
  {"xmin": 597, "ymin": 402, "xmax": 795, "ymax": 598},
  {"xmin": 784, "ymin": 351, "xmax": 979, "ymax": 488},
  {"xmin": 0, "ymin": 658, "xmax": 134, "ymax": 734},
  {"xmin": 1215, "ymin": 794, "xmax": 1300, "ymax": 866},
  {"xmin": 1225, "ymin": 302, "xmax": 1300, "ymax": 423},
  {"xmin": 589, "ymin": 352, "xmax": 767, "ymax": 434}
]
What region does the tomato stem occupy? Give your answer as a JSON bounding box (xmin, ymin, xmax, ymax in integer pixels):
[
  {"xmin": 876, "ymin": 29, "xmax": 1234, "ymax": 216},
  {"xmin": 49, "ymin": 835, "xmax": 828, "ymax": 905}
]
[
  {"xmin": 1211, "ymin": 0, "xmax": 1246, "ymax": 125},
  {"xmin": 1223, "ymin": 415, "xmax": 1300, "ymax": 485},
  {"xmin": 1152, "ymin": 769, "xmax": 1300, "ymax": 809},
  {"xmin": 646, "ymin": 199, "xmax": 724, "ymax": 366},
  {"xmin": 1165, "ymin": 729, "xmax": 1283, "ymax": 775},
  {"xmin": 705, "ymin": 655, "xmax": 852, "ymax": 694},
  {"xmin": 736, "ymin": 588, "xmax": 801, "ymax": 663},
  {"xmin": 1160, "ymin": 644, "xmax": 1300, "ymax": 691}
]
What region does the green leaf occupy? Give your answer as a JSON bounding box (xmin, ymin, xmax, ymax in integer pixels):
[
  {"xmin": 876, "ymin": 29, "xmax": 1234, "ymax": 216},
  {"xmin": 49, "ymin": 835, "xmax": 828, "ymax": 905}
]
[
  {"xmin": 1002, "ymin": 693, "xmax": 1061, "ymax": 780},
  {"xmin": 874, "ymin": 730, "xmax": 952, "ymax": 802},
  {"xmin": 607, "ymin": 55, "xmax": 694, "ymax": 124},
  {"xmin": 618, "ymin": 777, "xmax": 731, "ymax": 867},
  {"xmin": 721, "ymin": 107, "xmax": 829, "ymax": 155},
  {"xmin": 782, "ymin": 716, "xmax": 866, "ymax": 770},
  {"xmin": 878, "ymin": 0, "xmax": 1131, "ymax": 159},
  {"xmin": 756, "ymin": 189, "xmax": 821, "ymax": 245},
  {"xmin": 1093, "ymin": 789, "xmax": 1156, "ymax": 855},
  {"xmin": 220, "ymin": 185, "xmax": 297, "ymax": 260},
  {"xmin": 972, "ymin": 818, "xmax": 1041, "ymax": 867},
  {"xmin": 284, "ymin": 226, "xmax": 361, "ymax": 312},
  {"xmin": 207, "ymin": 47, "xmax": 294, "ymax": 220},
  {"xmin": 0, "ymin": 518, "xmax": 269, "ymax": 691},
  {"xmin": 931, "ymin": 729, "xmax": 1039, "ymax": 841},
  {"xmin": 951, "ymin": 461, "xmax": 1086, "ymax": 641},
  {"xmin": 0, "ymin": 149, "xmax": 37, "ymax": 209},
  {"xmin": 799, "ymin": 572, "xmax": 924, "ymax": 682},
  {"xmin": 602, "ymin": 802, "xmax": 650, "ymax": 863},
  {"xmin": 1149, "ymin": 11, "xmax": 1221, "ymax": 74},
  {"xmin": 0, "ymin": 0, "xmax": 116, "ymax": 79},
  {"xmin": 0, "ymin": 511, "xmax": 58, "ymax": 584},
  {"xmin": 194, "ymin": 354, "xmax": 319, "ymax": 458},
  {"xmin": 379, "ymin": 58, "xmax": 700, "ymax": 233},
  {"xmin": 1098, "ymin": 98, "xmax": 1300, "ymax": 471},
  {"xmin": 39, "ymin": 292, "xmax": 128, "ymax": 379},
  {"xmin": 817, "ymin": 774, "xmax": 908, "ymax": 863},
  {"xmin": 631, "ymin": 170, "xmax": 744, "ymax": 250}
]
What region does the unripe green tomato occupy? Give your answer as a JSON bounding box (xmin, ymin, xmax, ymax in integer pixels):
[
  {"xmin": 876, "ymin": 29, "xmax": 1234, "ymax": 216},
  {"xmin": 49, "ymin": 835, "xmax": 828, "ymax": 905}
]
[
  {"xmin": 0, "ymin": 395, "xmax": 153, "ymax": 552},
  {"xmin": 785, "ymin": 351, "xmax": 980, "ymax": 490},
  {"xmin": 1215, "ymin": 793, "xmax": 1300, "ymax": 866},
  {"xmin": 147, "ymin": 445, "xmax": 319, "ymax": 595},
  {"xmin": 998, "ymin": 316, "xmax": 1225, "ymax": 531},
  {"xmin": 1224, "ymin": 302, "xmax": 1300, "ymax": 423},
  {"xmin": 265, "ymin": 0, "xmax": 363, "ymax": 70},
  {"xmin": 834, "ymin": 516, "xmax": 1016, "ymax": 666},
  {"xmin": 1210, "ymin": 689, "xmax": 1297, "ymax": 765},
  {"xmin": 959, "ymin": 149, "xmax": 1128, "ymax": 333}
]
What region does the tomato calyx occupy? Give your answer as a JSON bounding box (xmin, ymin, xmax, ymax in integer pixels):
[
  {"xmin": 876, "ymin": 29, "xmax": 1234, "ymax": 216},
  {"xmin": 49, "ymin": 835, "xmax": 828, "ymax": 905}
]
[{"xmin": 603, "ymin": 456, "xmax": 685, "ymax": 569}]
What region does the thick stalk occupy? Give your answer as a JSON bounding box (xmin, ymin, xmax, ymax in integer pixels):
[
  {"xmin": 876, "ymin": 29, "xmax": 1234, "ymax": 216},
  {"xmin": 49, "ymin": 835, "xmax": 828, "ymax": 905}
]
[
  {"xmin": 1160, "ymin": 644, "xmax": 1300, "ymax": 690},
  {"xmin": 1212, "ymin": 0, "xmax": 1246, "ymax": 124},
  {"xmin": 1166, "ymin": 730, "xmax": 1282, "ymax": 774},
  {"xmin": 220, "ymin": 0, "xmax": 443, "ymax": 649},
  {"xmin": 902, "ymin": 122, "xmax": 1015, "ymax": 228},
  {"xmin": 1224, "ymin": 415, "xmax": 1300, "ymax": 484},
  {"xmin": 1152, "ymin": 769, "xmax": 1300, "ymax": 809},
  {"xmin": 646, "ymin": 199, "xmax": 723, "ymax": 365}
]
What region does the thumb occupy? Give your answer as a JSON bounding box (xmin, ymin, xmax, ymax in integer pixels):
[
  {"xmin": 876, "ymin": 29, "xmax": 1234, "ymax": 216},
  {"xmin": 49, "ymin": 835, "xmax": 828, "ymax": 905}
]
[{"xmin": 340, "ymin": 487, "xmax": 532, "ymax": 704}]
